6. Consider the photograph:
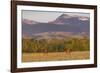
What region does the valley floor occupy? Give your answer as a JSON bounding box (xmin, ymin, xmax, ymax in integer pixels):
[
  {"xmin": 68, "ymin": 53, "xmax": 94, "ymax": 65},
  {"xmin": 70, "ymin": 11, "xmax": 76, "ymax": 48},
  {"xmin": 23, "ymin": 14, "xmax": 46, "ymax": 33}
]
[{"xmin": 22, "ymin": 51, "xmax": 89, "ymax": 62}]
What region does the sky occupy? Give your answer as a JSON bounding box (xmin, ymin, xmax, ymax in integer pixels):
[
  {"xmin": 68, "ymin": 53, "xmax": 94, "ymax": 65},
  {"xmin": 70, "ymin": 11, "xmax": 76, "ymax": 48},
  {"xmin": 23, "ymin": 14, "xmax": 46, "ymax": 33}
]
[{"xmin": 22, "ymin": 10, "xmax": 90, "ymax": 23}]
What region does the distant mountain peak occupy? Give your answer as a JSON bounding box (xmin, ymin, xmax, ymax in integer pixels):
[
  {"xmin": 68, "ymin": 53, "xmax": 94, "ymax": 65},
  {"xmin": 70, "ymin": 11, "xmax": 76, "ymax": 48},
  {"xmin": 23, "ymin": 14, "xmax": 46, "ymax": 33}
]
[
  {"xmin": 22, "ymin": 19, "xmax": 39, "ymax": 25},
  {"xmin": 60, "ymin": 14, "xmax": 72, "ymax": 19},
  {"xmin": 50, "ymin": 14, "xmax": 89, "ymax": 25}
]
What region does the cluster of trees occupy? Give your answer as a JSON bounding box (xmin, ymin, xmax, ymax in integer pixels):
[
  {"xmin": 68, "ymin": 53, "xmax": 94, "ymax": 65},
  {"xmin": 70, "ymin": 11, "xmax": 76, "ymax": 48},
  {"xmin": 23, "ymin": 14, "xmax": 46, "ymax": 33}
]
[{"xmin": 22, "ymin": 37, "xmax": 89, "ymax": 53}]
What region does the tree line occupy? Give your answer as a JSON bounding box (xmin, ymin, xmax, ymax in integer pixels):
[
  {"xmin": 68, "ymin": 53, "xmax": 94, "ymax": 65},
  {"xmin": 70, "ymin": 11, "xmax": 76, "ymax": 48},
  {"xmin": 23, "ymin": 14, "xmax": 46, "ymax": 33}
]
[{"xmin": 22, "ymin": 37, "xmax": 89, "ymax": 53}]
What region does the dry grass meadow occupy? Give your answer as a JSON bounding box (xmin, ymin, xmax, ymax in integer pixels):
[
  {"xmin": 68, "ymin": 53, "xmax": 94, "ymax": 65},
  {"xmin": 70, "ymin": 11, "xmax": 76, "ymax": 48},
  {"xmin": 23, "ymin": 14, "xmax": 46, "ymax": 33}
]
[{"xmin": 22, "ymin": 51, "xmax": 90, "ymax": 62}]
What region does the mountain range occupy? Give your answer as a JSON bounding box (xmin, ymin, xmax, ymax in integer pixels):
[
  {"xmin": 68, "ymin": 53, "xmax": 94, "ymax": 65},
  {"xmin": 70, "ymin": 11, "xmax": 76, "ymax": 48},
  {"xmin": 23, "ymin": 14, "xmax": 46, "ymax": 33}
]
[{"xmin": 22, "ymin": 14, "xmax": 90, "ymax": 39}]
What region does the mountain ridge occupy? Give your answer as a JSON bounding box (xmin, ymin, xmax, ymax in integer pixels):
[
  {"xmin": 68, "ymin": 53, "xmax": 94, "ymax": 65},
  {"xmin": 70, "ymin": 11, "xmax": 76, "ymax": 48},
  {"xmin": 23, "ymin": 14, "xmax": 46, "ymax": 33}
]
[{"xmin": 22, "ymin": 14, "xmax": 90, "ymax": 38}]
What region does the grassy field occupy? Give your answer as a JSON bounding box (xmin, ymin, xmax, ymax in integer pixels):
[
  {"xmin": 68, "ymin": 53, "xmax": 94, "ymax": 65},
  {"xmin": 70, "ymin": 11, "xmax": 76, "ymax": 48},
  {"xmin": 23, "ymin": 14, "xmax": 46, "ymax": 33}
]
[{"xmin": 22, "ymin": 51, "xmax": 90, "ymax": 62}]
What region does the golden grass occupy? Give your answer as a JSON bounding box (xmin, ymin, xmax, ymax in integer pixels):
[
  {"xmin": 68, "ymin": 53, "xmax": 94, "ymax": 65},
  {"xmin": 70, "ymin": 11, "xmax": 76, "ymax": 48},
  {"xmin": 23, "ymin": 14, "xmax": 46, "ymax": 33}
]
[{"xmin": 22, "ymin": 51, "xmax": 90, "ymax": 62}]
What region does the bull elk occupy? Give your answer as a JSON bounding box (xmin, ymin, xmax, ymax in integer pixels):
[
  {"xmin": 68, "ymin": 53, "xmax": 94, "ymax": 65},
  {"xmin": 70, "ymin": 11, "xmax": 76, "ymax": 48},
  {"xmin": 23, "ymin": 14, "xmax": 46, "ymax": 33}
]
[
  {"xmin": 43, "ymin": 48, "xmax": 48, "ymax": 53},
  {"xmin": 64, "ymin": 48, "xmax": 71, "ymax": 55}
]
